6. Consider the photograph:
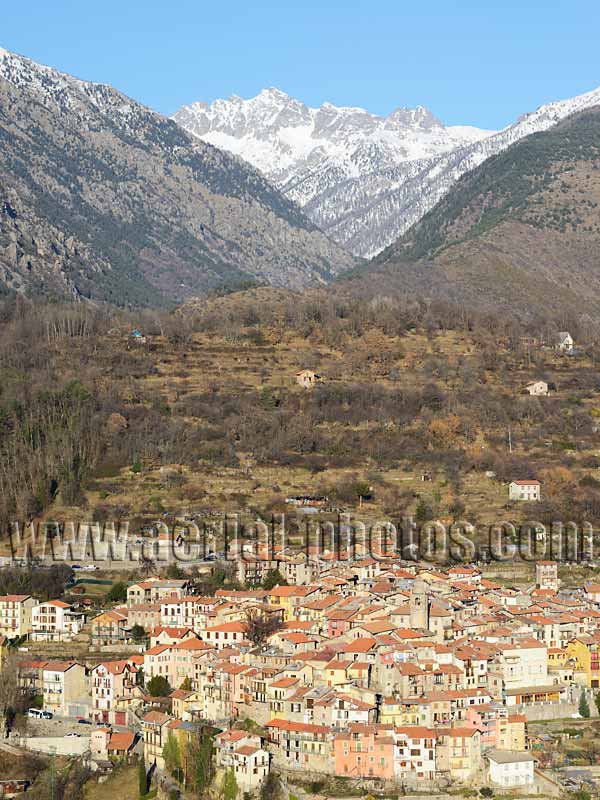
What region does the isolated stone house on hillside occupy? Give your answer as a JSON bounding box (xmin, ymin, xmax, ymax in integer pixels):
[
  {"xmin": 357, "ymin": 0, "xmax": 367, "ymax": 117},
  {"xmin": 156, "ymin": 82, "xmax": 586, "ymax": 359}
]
[
  {"xmin": 524, "ymin": 380, "xmax": 549, "ymax": 397},
  {"xmin": 508, "ymin": 480, "xmax": 541, "ymax": 502},
  {"xmin": 555, "ymin": 332, "xmax": 574, "ymax": 352},
  {"xmin": 296, "ymin": 370, "xmax": 322, "ymax": 389}
]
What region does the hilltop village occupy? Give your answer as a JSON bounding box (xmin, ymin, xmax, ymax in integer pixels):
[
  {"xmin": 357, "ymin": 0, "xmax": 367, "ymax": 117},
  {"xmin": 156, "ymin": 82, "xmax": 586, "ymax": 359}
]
[
  {"xmin": 3, "ymin": 10, "xmax": 600, "ymax": 800},
  {"xmin": 3, "ymin": 555, "xmax": 600, "ymax": 797},
  {"xmin": 1, "ymin": 294, "xmax": 600, "ymax": 800}
]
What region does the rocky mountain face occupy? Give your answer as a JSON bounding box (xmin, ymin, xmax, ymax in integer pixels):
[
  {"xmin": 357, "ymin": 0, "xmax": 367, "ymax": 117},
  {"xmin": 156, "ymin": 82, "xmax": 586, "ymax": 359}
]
[
  {"xmin": 0, "ymin": 49, "xmax": 353, "ymax": 306},
  {"xmin": 365, "ymin": 107, "xmax": 600, "ymax": 319},
  {"xmin": 174, "ymin": 85, "xmax": 600, "ymax": 258}
]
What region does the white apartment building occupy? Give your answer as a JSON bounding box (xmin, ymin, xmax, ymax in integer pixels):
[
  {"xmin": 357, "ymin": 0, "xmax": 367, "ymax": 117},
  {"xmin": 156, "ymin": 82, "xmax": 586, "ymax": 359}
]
[
  {"xmin": 159, "ymin": 596, "xmax": 213, "ymax": 631},
  {"xmin": 31, "ymin": 600, "xmax": 85, "ymax": 642},
  {"xmin": 495, "ymin": 639, "xmax": 549, "ymax": 691}
]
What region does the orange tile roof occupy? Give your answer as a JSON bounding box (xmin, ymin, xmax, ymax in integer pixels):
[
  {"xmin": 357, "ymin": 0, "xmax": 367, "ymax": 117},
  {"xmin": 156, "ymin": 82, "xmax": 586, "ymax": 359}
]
[
  {"xmin": 206, "ymin": 621, "xmax": 247, "ymax": 633},
  {"xmin": 0, "ymin": 594, "xmax": 31, "ymax": 602},
  {"xmin": 108, "ymin": 730, "xmax": 136, "ymax": 752},
  {"xmin": 343, "ymin": 637, "xmax": 377, "ymax": 653},
  {"xmin": 42, "ymin": 661, "xmax": 80, "ymax": 672},
  {"xmin": 267, "ymin": 718, "xmax": 330, "ymax": 734},
  {"xmin": 173, "ymin": 638, "xmax": 210, "ymax": 651},
  {"xmin": 270, "ymin": 677, "xmax": 299, "ymax": 688},
  {"xmin": 269, "ymin": 586, "xmax": 315, "ymax": 598},
  {"xmin": 235, "ymin": 744, "xmax": 260, "ymax": 757},
  {"xmin": 143, "ymin": 711, "xmax": 170, "ymax": 724}
]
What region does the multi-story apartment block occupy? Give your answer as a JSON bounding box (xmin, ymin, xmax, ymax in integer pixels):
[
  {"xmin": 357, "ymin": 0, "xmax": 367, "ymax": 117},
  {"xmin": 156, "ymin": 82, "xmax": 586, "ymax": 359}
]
[
  {"xmin": 31, "ymin": 600, "xmax": 84, "ymax": 642},
  {"xmin": 42, "ymin": 661, "xmax": 87, "ymax": 716},
  {"xmin": 91, "ymin": 659, "xmax": 142, "ymax": 722},
  {"xmin": 0, "ymin": 594, "xmax": 38, "ymax": 638}
]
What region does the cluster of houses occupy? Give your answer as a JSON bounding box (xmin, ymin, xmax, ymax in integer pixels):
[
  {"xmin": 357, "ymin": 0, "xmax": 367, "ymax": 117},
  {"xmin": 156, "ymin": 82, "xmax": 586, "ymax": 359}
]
[{"xmin": 5, "ymin": 555, "xmax": 600, "ymax": 792}]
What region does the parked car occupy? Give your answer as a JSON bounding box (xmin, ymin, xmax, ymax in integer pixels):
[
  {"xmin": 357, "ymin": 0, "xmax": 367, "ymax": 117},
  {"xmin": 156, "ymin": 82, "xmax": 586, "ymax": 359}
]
[
  {"xmin": 77, "ymin": 718, "xmax": 92, "ymax": 725},
  {"xmin": 64, "ymin": 732, "xmax": 80, "ymax": 737}
]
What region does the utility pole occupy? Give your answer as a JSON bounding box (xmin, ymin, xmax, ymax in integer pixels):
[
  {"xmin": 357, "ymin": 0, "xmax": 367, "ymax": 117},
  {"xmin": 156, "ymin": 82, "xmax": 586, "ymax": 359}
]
[{"xmin": 508, "ymin": 428, "xmax": 512, "ymax": 453}]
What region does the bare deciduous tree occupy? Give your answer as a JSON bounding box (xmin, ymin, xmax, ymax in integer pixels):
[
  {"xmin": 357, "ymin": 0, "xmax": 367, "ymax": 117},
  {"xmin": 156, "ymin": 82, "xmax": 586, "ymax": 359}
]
[{"xmin": 243, "ymin": 608, "xmax": 284, "ymax": 646}]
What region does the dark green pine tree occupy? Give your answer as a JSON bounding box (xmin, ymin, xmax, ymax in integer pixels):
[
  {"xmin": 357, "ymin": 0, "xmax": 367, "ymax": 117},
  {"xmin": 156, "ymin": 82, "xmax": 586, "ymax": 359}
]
[{"xmin": 579, "ymin": 690, "xmax": 591, "ymax": 718}]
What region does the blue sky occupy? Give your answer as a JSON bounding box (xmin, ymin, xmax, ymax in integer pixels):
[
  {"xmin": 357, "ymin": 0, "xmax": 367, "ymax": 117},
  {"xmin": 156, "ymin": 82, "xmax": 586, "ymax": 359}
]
[{"xmin": 3, "ymin": 0, "xmax": 599, "ymax": 129}]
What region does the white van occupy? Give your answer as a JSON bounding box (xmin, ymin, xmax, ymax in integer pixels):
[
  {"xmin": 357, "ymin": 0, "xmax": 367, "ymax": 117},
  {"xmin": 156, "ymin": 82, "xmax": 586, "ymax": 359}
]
[{"xmin": 27, "ymin": 708, "xmax": 52, "ymax": 719}]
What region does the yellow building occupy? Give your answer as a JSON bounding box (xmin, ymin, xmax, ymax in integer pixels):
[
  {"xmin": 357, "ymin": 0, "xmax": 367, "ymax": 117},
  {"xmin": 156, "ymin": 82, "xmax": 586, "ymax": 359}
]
[
  {"xmin": 438, "ymin": 728, "xmax": 483, "ymax": 783},
  {"xmin": 567, "ymin": 635, "xmax": 600, "ymax": 688},
  {"xmin": 170, "ymin": 688, "xmax": 197, "ymax": 721},
  {"xmin": 498, "ymin": 714, "xmax": 527, "ymax": 751},
  {"xmin": 379, "ymin": 697, "xmax": 422, "ymax": 726},
  {"xmin": 267, "ymin": 586, "xmax": 317, "ymax": 621},
  {"xmin": 321, "ymin": 658, "xmax": 352, "ymax": 687},
  {"xmin": 548, "ymin": 647, "xmax": 568, "ymax": 669}
]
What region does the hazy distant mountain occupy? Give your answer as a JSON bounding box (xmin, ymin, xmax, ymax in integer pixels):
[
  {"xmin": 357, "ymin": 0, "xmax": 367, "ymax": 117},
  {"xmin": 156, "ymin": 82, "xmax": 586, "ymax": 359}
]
[
  {"xmin": 174, "ymin": 85, "xmax": 600, "ymax": 258},
  {"xmin": 0, "ymin": 48, "xmax": 353, "ymax": 306}
]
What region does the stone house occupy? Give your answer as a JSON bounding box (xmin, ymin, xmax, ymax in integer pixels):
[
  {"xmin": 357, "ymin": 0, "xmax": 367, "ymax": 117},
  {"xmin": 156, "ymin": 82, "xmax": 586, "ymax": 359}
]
[
  {"xmin": 508, "ymin": 480, "xmax": 541, "ymax": 502},
  {"xmin": 524, "ymin": 380, "xmax": 549, "ymax": 396},
  {"xmin": 91, "ymin": 610, "xmax": 129, "ymax": 646},
  {"xmin": 295, "ymin": 370, "xmax": 322, "ymax": 389},
  {"xmin": 555, "ymin": 332, "xmax": 574, "ymax": 352}
]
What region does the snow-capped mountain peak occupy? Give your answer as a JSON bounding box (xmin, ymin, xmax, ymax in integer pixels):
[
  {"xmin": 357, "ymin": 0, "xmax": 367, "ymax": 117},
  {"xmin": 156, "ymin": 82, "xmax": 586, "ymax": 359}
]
[
  {"xmin": 174, "ymin": 83, "xmax": 600, "ymax": 258},
  {"xmin": 386, "ymin": 105, "xmax": 442, "ymax": 129},
  {"xmin": 257, "ymin": 87, "xmax": 290, "ymax": 101},
  {"xmin": 173, "ymin": 89, "xmax": 495, "ymax": 207}
]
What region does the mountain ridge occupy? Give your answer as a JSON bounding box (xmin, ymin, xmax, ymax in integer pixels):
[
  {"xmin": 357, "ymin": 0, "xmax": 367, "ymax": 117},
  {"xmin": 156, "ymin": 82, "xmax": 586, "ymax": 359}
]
[
  {"xmin": 362, "ymin": 106, "xmax": 600, "ymax": 319},
  {"xmin": 0, "ymin": 47, "xmax": 353, "ymax": 305},
  {"xmin": 174, "ymin": 84, "xmax": 600, "ymax": 258}
]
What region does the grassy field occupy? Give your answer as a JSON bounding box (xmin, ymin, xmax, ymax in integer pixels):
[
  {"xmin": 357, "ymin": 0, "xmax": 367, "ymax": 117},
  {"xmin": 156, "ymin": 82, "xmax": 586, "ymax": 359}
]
[{"xmin": 85, "ymin": 763, "xmax": 140, "ymax": 800}]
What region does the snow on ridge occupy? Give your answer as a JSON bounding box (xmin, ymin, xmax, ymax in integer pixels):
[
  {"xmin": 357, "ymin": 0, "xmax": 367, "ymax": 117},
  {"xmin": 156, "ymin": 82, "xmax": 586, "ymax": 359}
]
[
  {"xmin": 4, "ymin": 44, "xmax": 600, "ymax": 261},
  {"xmin": 0, "ymin": 45, "xmax": 163, "ymax": 126},
  {"xmin": 446, "ymin": 125, "xmax": 496, "ymax": 143},
  {"xmin": 173, "ymin": 82, "xmax": 600, "ymax": 258},
  {"xmin": 173, "ymin": 89, "xmax": 495, "ymax": 185}
]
